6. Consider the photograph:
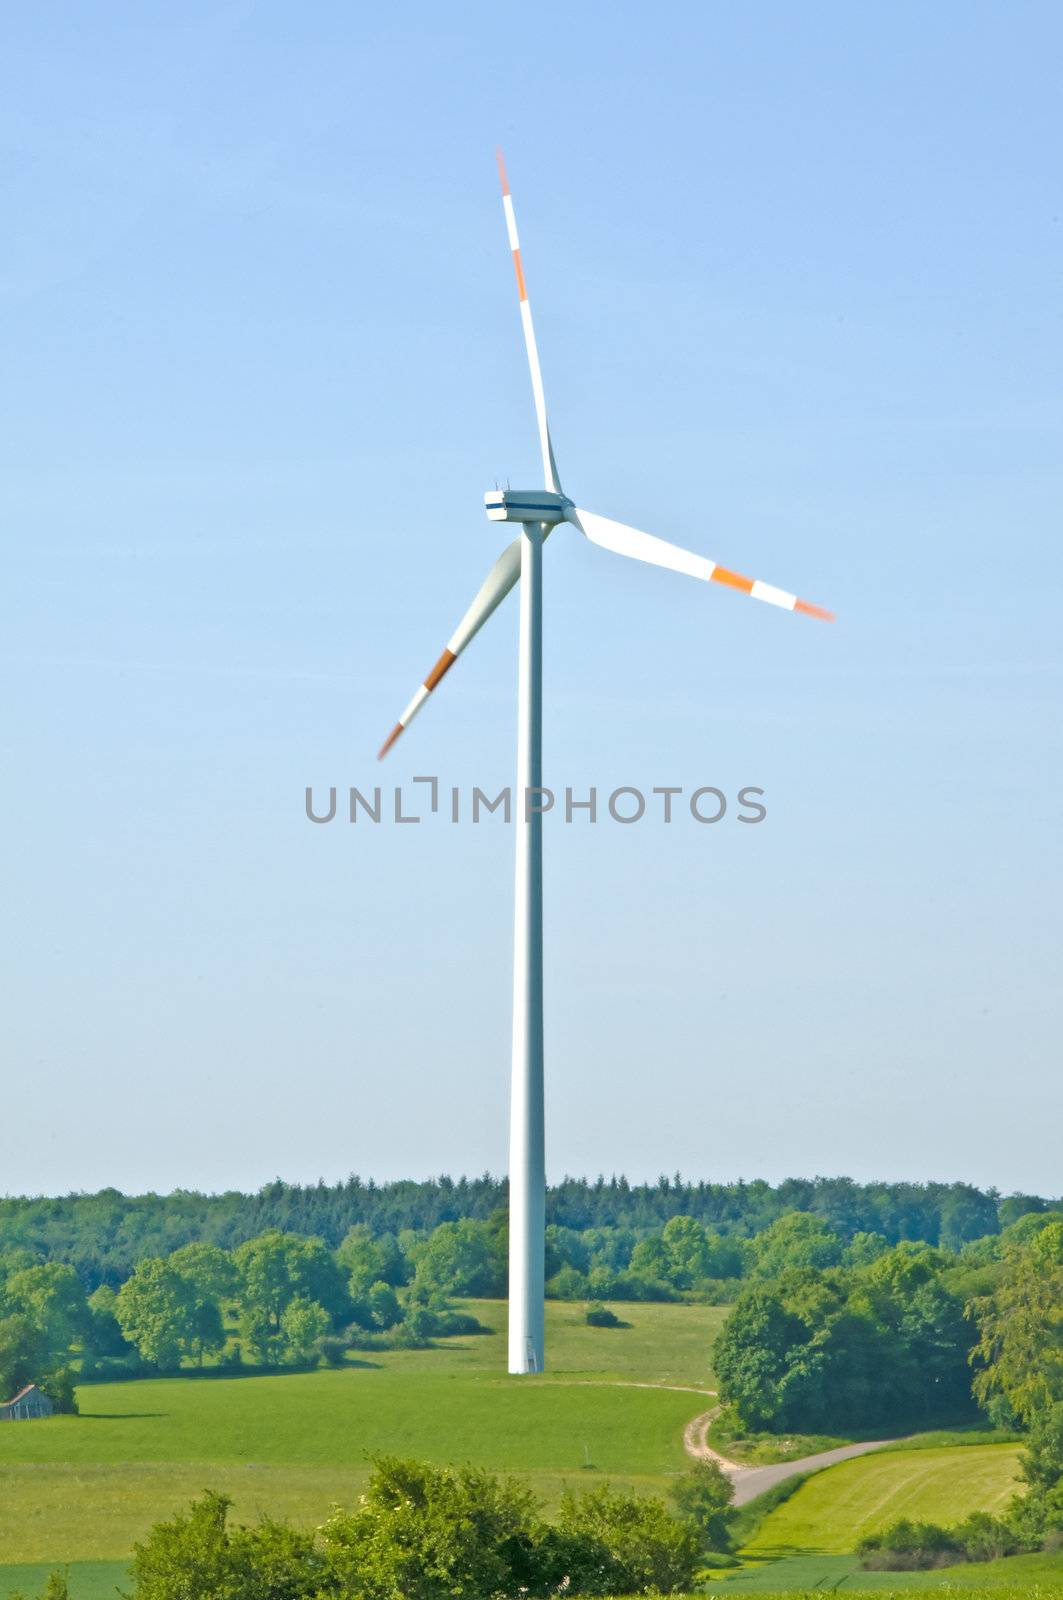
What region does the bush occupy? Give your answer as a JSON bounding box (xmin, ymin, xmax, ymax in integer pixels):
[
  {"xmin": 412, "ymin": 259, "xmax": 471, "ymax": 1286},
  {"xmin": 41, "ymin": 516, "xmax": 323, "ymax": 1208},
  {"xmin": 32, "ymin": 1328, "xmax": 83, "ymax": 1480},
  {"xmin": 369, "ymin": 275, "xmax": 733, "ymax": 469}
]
[
  {"xmin": 122, "ymin": 1462, "xmax": 700, "ymax": 1600},
  {"xmin": 857, "ymin": 1512, "xmax": 1023, "ymax": 1571},
  {"xmin": 315, "ymin": 1335, "xmax": 349, "ymax": 1368},
  {"xmin": 129, "ymin": 1491, "xmax": 325, "ymax": 1600},
  {"xmin": 547, "ymin": 1265, "xmax": 589, "ymax": 1300},
  {"xmin": 585, "ymin": 1302, "xmax": 621, "ymax": 1328},
  {"xmin": 39, "ymin": 1367, "xmax": 79, "ymax": 1415},
  {"xmin": 430, "ymin": 1308, "xmax": 492, "ymax": 1337},
  {"xmin": 952, "ymin": 1510, "xmax": 1022, "ymax": 1562},
  {"xmin": 857, "ymin": 1518, "xmax": 965, "ymax": 1571},
  {"xmin": 322, "ymin": 1457, "xmax": 546, "ymax": 1599},
  {"xmin": 555, "ymin": 1483, "xmax": 700, "ymax": 1594},
  {"xmin": 668, "ymin": 1460, "xmax": 735, "ymax": 1553}
]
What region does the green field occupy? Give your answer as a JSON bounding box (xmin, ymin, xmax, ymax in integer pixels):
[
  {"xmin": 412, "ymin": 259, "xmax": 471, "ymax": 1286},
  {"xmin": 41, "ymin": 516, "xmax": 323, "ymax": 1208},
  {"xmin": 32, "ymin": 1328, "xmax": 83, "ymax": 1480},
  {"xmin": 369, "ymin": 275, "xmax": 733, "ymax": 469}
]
[
  {"xmin": 706, "ymin": 1550, "xmax": 1063, "ymax": 1593},
  {"xmin": 741, "ymin": 1444, "xmax": 1024, "ymax": 1559},
  {"xmin": 0, "ymin": 1299, "xmax": 726, "ymax": 1570},
  {"xmin": 3, "ymin": 1296, "xmax": 1049, "ymax": 1600}
]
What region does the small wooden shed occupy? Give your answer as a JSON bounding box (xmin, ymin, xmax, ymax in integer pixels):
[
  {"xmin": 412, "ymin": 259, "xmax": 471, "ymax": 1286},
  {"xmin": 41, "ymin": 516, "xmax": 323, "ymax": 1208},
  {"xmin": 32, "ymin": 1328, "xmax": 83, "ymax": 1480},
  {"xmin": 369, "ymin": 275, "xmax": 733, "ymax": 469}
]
[{"xmin": 0, "ymin": 1383, "xmax": 55, "ymax": 1421}]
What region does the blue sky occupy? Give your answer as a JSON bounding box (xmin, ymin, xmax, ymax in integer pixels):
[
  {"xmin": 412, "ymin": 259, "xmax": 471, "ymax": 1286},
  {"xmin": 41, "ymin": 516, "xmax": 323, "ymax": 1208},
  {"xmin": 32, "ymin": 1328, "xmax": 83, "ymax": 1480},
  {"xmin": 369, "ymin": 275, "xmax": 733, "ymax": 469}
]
[{"xmin": 3, "ymin": 1, "xmax": 1060, "ymax": 1197}]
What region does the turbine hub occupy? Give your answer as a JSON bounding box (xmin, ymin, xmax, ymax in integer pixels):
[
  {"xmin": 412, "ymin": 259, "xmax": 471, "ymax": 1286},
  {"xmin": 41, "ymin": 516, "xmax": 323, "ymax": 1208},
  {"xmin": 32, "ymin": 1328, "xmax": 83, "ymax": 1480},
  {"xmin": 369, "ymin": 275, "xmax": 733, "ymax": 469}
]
[{"xmin": 485, "ymin": 489, "xmax": 571, "ymax": 525}]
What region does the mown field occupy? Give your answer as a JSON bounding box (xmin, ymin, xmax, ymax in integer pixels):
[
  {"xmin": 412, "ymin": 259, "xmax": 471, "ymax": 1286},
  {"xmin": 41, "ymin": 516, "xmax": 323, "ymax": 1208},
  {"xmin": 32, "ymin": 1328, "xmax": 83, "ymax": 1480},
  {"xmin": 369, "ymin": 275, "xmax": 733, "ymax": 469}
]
[
  {"xmin": 0, "ymin": 1298, "xmax": 725, "ymax": 1581},
  {"xmin": 740, "ymin": 1443, "xmax": 1024, "ymax": 1560}
]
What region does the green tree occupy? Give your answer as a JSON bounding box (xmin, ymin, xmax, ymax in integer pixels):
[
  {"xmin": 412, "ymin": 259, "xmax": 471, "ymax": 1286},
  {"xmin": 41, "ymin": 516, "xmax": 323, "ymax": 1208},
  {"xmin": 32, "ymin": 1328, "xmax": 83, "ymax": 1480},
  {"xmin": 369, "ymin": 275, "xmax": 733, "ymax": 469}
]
[
  {"xmin": 280, "ymin": 1297, "xmax": 330, "ymax": 1364},
  {"xmin": 365, "ymin": 1280, "xmax": 402, "ymax": 1330},
  {"xmin": 115, "ymin": 1259, "xmax": 200, "ymax": 1369},
  {"xmin": 752, "ymin": 1212, "xmax": 844, "ymax": 1276},
  {"xmin": 1022, "ymin": 1400, "xmax": 1063, "ymax": 1492},
  {"xmin": 336, "ymin": 1226, "xmax": 406, "ymax": 1295},
  {"xmin": 165, "ymin": 1244, "xmax": 234, "ymax": 1364},
  {"xmin": 234, "ymin": 1232, "xmax": 350, "ymax": 1347},
  {"xmin": 971, "ymin": 1221, "xmax": 1063, "ymax": 1423},
  {"xmin": 712, "ymin": 1285, "xmax": 808, "ymax": 1429},
  {"xmin": 0, "ymin": 1313, "xmax": 48, "ymax": 1398},
  {"xmin": 3, "ymin": 1264, "xmax": 88, "ymax": 1358},
  {"xmin": 129, "ymin": 1491, "xmax": 325, "ymax": 1600},
  {"xmin": 411, "ymin": 1220, "xmax": 505, "ymax": 1299},
  {"xmin": 556, "ymin": 1483, "xmax": 700, "ymax": 1594},
  {"xmin": 668, "ymin": 1460, "xmax": 735, "ymax": 1553},
  {"xmin": 998, "ymin": 1193, "xmax": 1049, "ymax": 1230},
  {"xmin": 938, "ymin": 1184, "xmax": 999, "ymax": 1253},
  {"xmin": 846, "ymin": 1231, "xmax": 890, "ymax": 1268},
  {"xmin": 320, "ymin": 1457, "xmax": 546, "ymax": 1600},
  {"xmin": 661, "ymin": 1217, "xmax": 713, "ymax": 1288},
  {"xmin": 86, "ymin": 1285, "xmax": 131, "ymax": 1357},
  {"xmin": 167, "ymin": 1243, "xmax": 237, "ymax": 1303},
  {"xmin": 628, "ymin": 1234, "xmax": 670, "ymax": 1280}
]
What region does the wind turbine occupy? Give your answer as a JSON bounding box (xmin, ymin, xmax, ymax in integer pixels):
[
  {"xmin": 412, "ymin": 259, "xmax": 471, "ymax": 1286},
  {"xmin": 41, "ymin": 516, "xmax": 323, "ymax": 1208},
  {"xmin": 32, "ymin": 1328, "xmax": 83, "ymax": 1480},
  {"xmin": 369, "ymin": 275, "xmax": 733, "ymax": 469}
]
[{"xmin": 378, "ymin": 152, "xmax": 833, "ymax": 1375}]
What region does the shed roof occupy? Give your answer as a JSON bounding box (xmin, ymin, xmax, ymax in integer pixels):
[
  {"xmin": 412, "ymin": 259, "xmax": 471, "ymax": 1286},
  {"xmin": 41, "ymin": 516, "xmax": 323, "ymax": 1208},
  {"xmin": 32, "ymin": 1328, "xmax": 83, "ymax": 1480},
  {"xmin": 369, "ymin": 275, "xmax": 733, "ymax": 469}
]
[{"xmin": 3, "ymin": 1383, "xmax": 41, "ymax": 1406}]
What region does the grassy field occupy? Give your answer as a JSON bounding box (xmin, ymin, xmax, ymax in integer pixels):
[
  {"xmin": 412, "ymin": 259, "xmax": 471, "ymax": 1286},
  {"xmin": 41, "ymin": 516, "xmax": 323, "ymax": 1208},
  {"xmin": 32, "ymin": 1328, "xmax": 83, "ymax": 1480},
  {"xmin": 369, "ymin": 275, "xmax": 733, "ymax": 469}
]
[
  {"xmin": 0, "ymin": 1565, "xmax": 128, "ymax": 1600},
  {"xmin": 705, "ymin": 1550, "xmax": 1063, "ymax": 1593},
  {"xmin": 741, "ymin": 1444, "xmax": 1024, "ymax": 1559},
  {"xmin": 0, "ymin": 1298, "xmax": 726, "ymax": 1570}
]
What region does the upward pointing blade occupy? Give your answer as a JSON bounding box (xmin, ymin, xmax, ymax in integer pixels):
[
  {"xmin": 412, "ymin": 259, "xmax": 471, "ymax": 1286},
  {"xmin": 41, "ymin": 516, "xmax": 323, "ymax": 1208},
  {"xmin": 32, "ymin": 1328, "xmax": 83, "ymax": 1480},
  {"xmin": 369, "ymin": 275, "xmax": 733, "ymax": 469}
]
[
  {"xmin": 497, "ymin": 149, "xmax": 561, "ymax": 495},
  {"xmin": 378, "ymin": 537, "xmax": 523, "ymax": 759},
  {"xmin": 570, "ymin": 508, "xmax": 834, "ymax": 621}
]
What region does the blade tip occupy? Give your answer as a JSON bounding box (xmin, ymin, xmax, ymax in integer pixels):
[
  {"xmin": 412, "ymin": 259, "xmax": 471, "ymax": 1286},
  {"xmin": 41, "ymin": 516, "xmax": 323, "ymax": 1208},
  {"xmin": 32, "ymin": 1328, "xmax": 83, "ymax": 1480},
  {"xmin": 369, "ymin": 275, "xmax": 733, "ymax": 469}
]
[
  {"xmin": 377, "ymin": 724, "xmax": 403, "ymax": 760},
  {"xmin": 495, "ymin": 146, "xmax": 510, "ymax": 195},
  {"xmin": 795, "ymin": 599, "xmax": 835, "ymax": 623}
]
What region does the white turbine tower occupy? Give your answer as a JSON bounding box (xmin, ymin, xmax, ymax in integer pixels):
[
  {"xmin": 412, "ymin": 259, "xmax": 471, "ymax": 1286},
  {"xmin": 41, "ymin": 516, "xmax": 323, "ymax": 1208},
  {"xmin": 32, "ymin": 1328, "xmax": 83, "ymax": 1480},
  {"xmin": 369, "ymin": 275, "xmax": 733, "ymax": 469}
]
[{"xmin": 379, "ymin": 151, "xmax": 833, "ymax": 1375}]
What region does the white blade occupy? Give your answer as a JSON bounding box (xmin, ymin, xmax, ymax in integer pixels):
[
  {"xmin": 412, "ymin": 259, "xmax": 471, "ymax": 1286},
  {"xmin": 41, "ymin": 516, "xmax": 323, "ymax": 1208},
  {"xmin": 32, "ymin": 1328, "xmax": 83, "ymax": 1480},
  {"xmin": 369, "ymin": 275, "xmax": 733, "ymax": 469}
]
[
  {"xmin": 497, "ymin": 150, "xmax": 561, "ymax": 494},
  {"xmin": 570, "ymin": 508, "xmax": 834, "ymax": 622},
  {"xmin": 378, "ymin": 537, "xmax": 522, "ymax": 758}
]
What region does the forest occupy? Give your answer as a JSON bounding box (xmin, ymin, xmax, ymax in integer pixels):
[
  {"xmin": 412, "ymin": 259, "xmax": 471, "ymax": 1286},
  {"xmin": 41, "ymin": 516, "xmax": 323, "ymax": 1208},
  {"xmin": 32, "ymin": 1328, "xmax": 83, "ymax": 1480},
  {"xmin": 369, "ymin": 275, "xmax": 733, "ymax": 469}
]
[{"xmin": 0, "ymin": 1173, "xmax": 1054, "ymax": 1288}]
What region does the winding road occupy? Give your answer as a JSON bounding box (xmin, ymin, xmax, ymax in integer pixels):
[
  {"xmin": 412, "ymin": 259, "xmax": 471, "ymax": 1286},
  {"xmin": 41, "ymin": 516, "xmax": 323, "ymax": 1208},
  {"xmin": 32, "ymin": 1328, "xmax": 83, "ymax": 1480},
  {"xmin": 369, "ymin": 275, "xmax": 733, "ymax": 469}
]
[{"xmin": 682, "ymin": 1403, "xmax": 893, "ymax": 1506}]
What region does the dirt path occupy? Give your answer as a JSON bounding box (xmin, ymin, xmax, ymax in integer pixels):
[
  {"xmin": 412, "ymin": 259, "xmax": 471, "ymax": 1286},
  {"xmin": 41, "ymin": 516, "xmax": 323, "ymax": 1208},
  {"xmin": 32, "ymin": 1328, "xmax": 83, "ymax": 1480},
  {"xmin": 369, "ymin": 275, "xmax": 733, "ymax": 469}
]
[{"xmin": 681, "ymin": 1404, "xmax": 894, "ymax": 1505}]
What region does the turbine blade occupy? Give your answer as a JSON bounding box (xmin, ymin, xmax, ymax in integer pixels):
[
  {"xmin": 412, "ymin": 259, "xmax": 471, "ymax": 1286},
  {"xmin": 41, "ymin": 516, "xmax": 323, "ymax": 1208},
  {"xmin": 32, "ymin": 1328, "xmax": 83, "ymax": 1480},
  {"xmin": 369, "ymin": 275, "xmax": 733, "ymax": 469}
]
[
  {"xmin": 378, "ymin": 537, "xmax": 523, "ymax": 758},
  {"xmin": 496, "ymin": 149, "xmax": 561, "ymax": 494},
  {"xmin": 569, "ymin": 508, "xmax": 834, "ymax": 622}
]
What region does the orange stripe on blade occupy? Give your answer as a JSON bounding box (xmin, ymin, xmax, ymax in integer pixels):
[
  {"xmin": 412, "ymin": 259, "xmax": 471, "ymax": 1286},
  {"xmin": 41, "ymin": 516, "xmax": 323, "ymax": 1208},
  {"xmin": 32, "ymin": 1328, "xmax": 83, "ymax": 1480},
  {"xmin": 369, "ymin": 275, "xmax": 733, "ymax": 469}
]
[
  {"xmin": 496, "ymin": 147, "xmax": 510, "ymax": 196},
  {"xmin": 424, "ymin": 647, "xmax": 457, "ymax": 690},
  {"xmin": 378, "ymin": 723, "xmax": 403, "ymax": 760},
  {"xmin": 512, "ymin": 250, "xmax": 527, "ymax": 302},
  {"xmin": 794, "ymin": 598, "xmax": 835, "ymax": 622},
  {"xmin": 710, "ymin": 565, "xmax": 755, "ymax": 595}
]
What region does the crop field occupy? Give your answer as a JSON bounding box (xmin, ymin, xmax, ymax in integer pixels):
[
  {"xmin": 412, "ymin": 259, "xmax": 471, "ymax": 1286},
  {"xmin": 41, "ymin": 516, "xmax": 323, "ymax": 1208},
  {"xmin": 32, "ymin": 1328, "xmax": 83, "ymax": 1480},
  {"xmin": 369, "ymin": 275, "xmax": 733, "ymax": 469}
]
[
  {"xmin": 0, "ymin": 1298, "xmax": 725, "ymax": 1580},
  {"xmin": 741, "ymin": 1443, "xmax": 1024, "ymax": 1560}
]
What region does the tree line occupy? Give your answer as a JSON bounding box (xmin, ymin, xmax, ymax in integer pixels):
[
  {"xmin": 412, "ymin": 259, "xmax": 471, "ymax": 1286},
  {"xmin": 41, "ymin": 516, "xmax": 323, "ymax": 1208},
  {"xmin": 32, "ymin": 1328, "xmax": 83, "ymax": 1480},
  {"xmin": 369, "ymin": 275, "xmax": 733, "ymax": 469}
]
[{"xmin": 1, "ymin": 1174, "xmax": 1055, "ymax": 1289}]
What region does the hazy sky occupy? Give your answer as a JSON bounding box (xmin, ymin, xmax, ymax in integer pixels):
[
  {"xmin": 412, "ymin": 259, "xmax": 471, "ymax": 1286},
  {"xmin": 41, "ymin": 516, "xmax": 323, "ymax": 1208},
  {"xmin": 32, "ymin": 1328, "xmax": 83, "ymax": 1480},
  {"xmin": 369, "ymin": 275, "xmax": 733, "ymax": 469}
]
[{"xmin": 3, "ymin": 1, "xmax": 1060, "ymax": 1200}]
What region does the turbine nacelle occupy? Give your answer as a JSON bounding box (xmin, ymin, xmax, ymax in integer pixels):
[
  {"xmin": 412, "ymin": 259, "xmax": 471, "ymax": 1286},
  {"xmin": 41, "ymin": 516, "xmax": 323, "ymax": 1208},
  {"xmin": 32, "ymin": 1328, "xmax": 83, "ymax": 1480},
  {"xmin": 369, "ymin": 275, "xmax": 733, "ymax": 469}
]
[{"xmin": 484, "ymin": 488, "xmax": 572, "ymax": 526}]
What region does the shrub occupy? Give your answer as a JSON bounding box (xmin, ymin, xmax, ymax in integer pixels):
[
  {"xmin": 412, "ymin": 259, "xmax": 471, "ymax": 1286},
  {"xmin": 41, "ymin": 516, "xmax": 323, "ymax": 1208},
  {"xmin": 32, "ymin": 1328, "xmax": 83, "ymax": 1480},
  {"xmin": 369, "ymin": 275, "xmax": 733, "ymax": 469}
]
[
  {"xmin": 122, "ymin": 1463, "xmax": 700, "ymax": 1600},
  {"xmin": 321, "ymin": 1457, "xmax": 548, "ymax": 1599},
  {"xmin": 555, "ymin": 1483, "xmax": 700, "ymax": 1594},
  {"xmin": 952, "ymin": 1510, "xmax": 1022, "ymax": 1562},
  {"xmin": 857, "ymin": 1518, "xmax": 964, "ymax": 1571},
  {"xmin": 668, "ymin": 1459, "xmax": 735, "ymax": 1553},
  {"xmin": 129, "ymin": 1491, "xmax": 325, "ymax": 1600},
  {"xmin": 585, "ymin": 1302, "xmax": 621, "ymax": 1328},
  {"xmin": 858, "ymin": 1512, "xmax": 1023, "ymax": 1571},
  {"xmin": 431, "ymin": 1308, "xmax": 492, "ymax": 1337},
  {"xmin": 547, "ymin": 1265, "xmax": 589, "ymax": 1300},
  {"xmin": 315, "ymin": 1335, "xmax": 349, "ymax": 1367},
  {"xmin": 39, "ymin": 1367, "xmax": 79, "ymax": 1415}
]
